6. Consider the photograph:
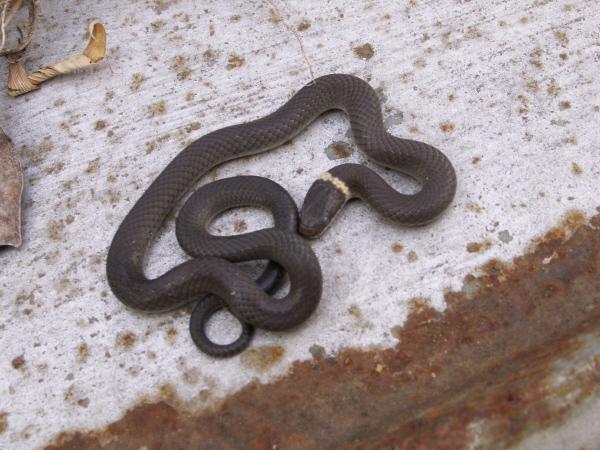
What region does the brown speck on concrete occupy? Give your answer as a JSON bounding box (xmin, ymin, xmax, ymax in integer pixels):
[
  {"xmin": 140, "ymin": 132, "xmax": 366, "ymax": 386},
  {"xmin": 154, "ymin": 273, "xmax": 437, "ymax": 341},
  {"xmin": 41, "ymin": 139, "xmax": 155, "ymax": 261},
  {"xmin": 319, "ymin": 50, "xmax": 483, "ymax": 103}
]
[
  {"xmin": 77, "ymin": 343, "xmax": 90, "ymax": 364},
  {"xmin": 147, "ymin": 100, "xmax": 167, "ymax": 117},
  {"xmin": 47, "ymin": 219, "xmax": 65, "ymax": 240},
  {"xmin": 107, "ymin": 190, "xmax": 121, "ymax": 204},
  {"xmin": 467, "ymin": 240, "xmax": 492, "ymax": 253},
  {"xmin": 115, "ymin": 332, "xmax": 137, "ymax": 350},
  {"xmin": 171, "ymin": 56, "xmax": 192, "ymax": 81},
  {"xmin": 225, "ymin": 54, "xmax": 245, "ymax": 71},
  {"xmin": 233, "ymin": 220, "xmax": 247, "ymax": 233},
  {"xmin": 44, "ymin": 209, "xmax": 600, "ymax": 449},
  {"xmin": 130, "ymin": 73, "xmax": 146, "ymax": 91},
  {"xmin": 94, "ymin": 120, "xmax": 107, "ymax": 131},
  {"xmin": 468, "ymin": 202, "xmax": 482, "ymax": 213},
  {"xmin": 559, "ymin": 101, "xmax": 571, "ymax": 110},
  {"xmin": 145, "ymin": 141, "xmax": 156, "ymax": 154},
  {"xmin": 392, "ymin": 243, "xmax": 404, "ymax": 253},
  {"xmin": 572, "ymin": 162, "xmax": 582, "ymax": 175},
  {"xmin": 517, "ymin": 94, "xmax": 529, "ymax": 106},
  {"xmin": 297, "ymin": 19, "xmax": 311, "ymax": 31},
  {"xmin": 150, "ymin": 20, "xmax": 166, "ymax": 31},
  {"xmin": 401, "ymin": 72, "xmax": 414, "ymax": 84},
  {"xmin": 240, "ymin": 346, "xmax": 285, "ymax": 373},
  {"xmin": 472, "ymin": 156, "xmax": 481, "ymax": 164},
  {"xmin": 177, "ymin": 69, "xmax": 192, "ymax": 81},
  {"xmin": 407, "ymin": 251, "xmax": 418, "ymax": 262},
  {"xmin": 165, "ymin": 327, "xmax": 178, "ymax": 346},
  {"xmin": 467, "ymin": 242, "xmax": 482, "ymax": 253},
  {"xmin": 185, "ymin": 122, "xmax": 201, "ymax": 134},
  {"xmin": 229, "ymin": 14, "xmax": 241, "ymax": 22},
  {"xmin": 529, "ymin": 59, "xmax": 544, "ymax": 69},
  {"xmin": 11, "ymin": 354, "xmax": 25, "ymax": 370},
  {"xmin": 440, "ymin": 121, "xmax": 455, "ymax": 133},
  {"xmin": 202, "ymin": 48, "xmax": 216, "ymax": 65},
  {"xmin": 524, "ymin": 80, "xmax": 539, "ymax": 93},
  {"xmin": 348, "ymin": 305, "xmax": 362, "ymax": 319},
  {"xmin": 547, "ymin": 79, "xmax": 561, "ymax": 95},
  {"xmin": 554, "ymin": 31, "xmax": 569, "ymax": 46},
  {"xmin": 85, "ymin": 157, "xmax": 100, "ymax": 174},
  {"xmin": 353, "ymin": 43, "xmax": 374, "ymax": 60}
]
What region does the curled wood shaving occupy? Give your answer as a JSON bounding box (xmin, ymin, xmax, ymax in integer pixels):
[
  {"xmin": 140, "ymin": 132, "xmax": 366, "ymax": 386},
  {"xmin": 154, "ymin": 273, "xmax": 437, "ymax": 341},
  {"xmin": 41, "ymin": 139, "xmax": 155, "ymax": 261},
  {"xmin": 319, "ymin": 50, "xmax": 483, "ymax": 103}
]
[{"xmin": 8, "ymin": 21, "xmax": 108, "ymax": 97}]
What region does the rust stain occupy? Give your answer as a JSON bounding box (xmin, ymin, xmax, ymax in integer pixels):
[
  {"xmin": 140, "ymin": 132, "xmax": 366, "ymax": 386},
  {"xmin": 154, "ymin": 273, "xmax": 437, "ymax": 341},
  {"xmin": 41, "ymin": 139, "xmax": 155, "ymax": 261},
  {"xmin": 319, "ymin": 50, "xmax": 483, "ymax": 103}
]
[
  {"xmin": 325, "ymin": 142, "xmax": 354, "ymax": 160},
  {"xmin": 46, "ymin": 209, "xmax": 600, "ymax": 449},
  {"xmin": 240, "ymin": 346, "xmax": 286, "ymax": 373}
]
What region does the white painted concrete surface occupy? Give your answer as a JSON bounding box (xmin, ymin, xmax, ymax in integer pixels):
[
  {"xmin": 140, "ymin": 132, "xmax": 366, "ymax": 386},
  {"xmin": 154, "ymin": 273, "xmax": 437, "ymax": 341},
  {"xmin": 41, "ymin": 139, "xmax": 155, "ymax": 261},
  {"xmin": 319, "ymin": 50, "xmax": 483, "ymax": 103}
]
[{"xmin": 1, "ymin": 0, "xmax": 598, "ymax": 447}]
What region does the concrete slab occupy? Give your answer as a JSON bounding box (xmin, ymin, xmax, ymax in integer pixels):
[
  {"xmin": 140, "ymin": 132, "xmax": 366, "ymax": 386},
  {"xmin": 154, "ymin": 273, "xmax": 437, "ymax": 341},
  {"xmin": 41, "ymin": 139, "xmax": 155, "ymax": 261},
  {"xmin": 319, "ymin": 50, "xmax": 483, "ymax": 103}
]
[{"xmin": 1, "ymin": 0, "xmax": 599, "ymax": 448}]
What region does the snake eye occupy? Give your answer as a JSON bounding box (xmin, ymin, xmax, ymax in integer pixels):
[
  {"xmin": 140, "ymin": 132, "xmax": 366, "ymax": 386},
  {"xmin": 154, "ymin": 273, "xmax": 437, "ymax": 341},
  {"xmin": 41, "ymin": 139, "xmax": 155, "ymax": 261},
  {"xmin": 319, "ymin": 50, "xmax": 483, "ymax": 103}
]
[{"xmin": 321, "ymin": 217, "xmax": 330, "ymax": 228}]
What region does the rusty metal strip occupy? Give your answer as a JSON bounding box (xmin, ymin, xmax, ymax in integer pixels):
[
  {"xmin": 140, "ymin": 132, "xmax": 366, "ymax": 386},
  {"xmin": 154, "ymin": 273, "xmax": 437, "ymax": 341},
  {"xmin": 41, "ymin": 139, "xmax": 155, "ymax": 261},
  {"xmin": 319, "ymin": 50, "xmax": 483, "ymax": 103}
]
[{"xmin": 45, "ymin": 209, "xmax": 600, "ymax": 449}]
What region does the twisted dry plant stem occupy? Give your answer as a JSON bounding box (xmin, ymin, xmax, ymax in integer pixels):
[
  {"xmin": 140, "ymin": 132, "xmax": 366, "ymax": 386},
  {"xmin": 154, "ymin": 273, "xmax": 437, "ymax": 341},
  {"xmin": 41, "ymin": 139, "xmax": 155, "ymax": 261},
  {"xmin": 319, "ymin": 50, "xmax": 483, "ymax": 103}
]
[{"xmin": 263, "ymin": 0, "xmax": 315, "ymax": 82}]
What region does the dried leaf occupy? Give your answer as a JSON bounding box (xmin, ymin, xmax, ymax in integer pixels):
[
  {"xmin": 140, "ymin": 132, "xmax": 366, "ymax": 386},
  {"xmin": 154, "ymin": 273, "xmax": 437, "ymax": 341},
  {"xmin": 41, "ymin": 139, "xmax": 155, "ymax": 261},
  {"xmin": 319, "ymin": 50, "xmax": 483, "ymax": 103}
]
[
  {"xmin": 0, "ymin": 124, "xmax": 23, "ymax": 247},
  {"xmin": 8, "ymin": 21, "xmax": 108, "ymax": 97},
  {"xmin": 0, "ymin": 0, "xmax": 41, "ymax": 57}
]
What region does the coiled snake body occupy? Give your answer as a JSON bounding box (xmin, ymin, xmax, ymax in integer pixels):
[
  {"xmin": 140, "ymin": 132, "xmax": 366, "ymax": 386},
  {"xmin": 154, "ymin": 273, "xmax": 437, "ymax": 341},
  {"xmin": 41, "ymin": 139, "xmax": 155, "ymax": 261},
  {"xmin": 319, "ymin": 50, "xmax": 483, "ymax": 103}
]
[{"xmin": 106, "ymin": 74, "xmax": 457, "ymax": 356}]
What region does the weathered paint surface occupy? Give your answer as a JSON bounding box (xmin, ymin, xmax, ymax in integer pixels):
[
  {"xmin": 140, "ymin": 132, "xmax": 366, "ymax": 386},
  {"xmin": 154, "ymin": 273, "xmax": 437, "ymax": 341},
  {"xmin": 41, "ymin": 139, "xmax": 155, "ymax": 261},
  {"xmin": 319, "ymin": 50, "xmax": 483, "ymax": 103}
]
[{"xmin": 46, "ymin": 209, "xmax": 600, "ymax": 448}]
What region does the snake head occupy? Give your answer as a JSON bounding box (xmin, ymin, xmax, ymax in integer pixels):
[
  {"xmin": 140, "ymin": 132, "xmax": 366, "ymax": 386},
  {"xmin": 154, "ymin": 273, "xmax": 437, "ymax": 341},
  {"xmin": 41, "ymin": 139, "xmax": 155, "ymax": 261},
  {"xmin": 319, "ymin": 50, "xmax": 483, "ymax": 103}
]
[{"xmin": 299, "ymin": 173, "xmax": 350, "ymax": 238}]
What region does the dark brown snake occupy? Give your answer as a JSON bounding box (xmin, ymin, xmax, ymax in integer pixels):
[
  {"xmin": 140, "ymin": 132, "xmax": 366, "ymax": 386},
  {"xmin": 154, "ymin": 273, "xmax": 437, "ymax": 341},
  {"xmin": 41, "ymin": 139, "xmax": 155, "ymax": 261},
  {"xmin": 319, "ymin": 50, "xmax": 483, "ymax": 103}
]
[{"xmin": 106, "ymin": 74, "xmax": 457, "ymax": 357}]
